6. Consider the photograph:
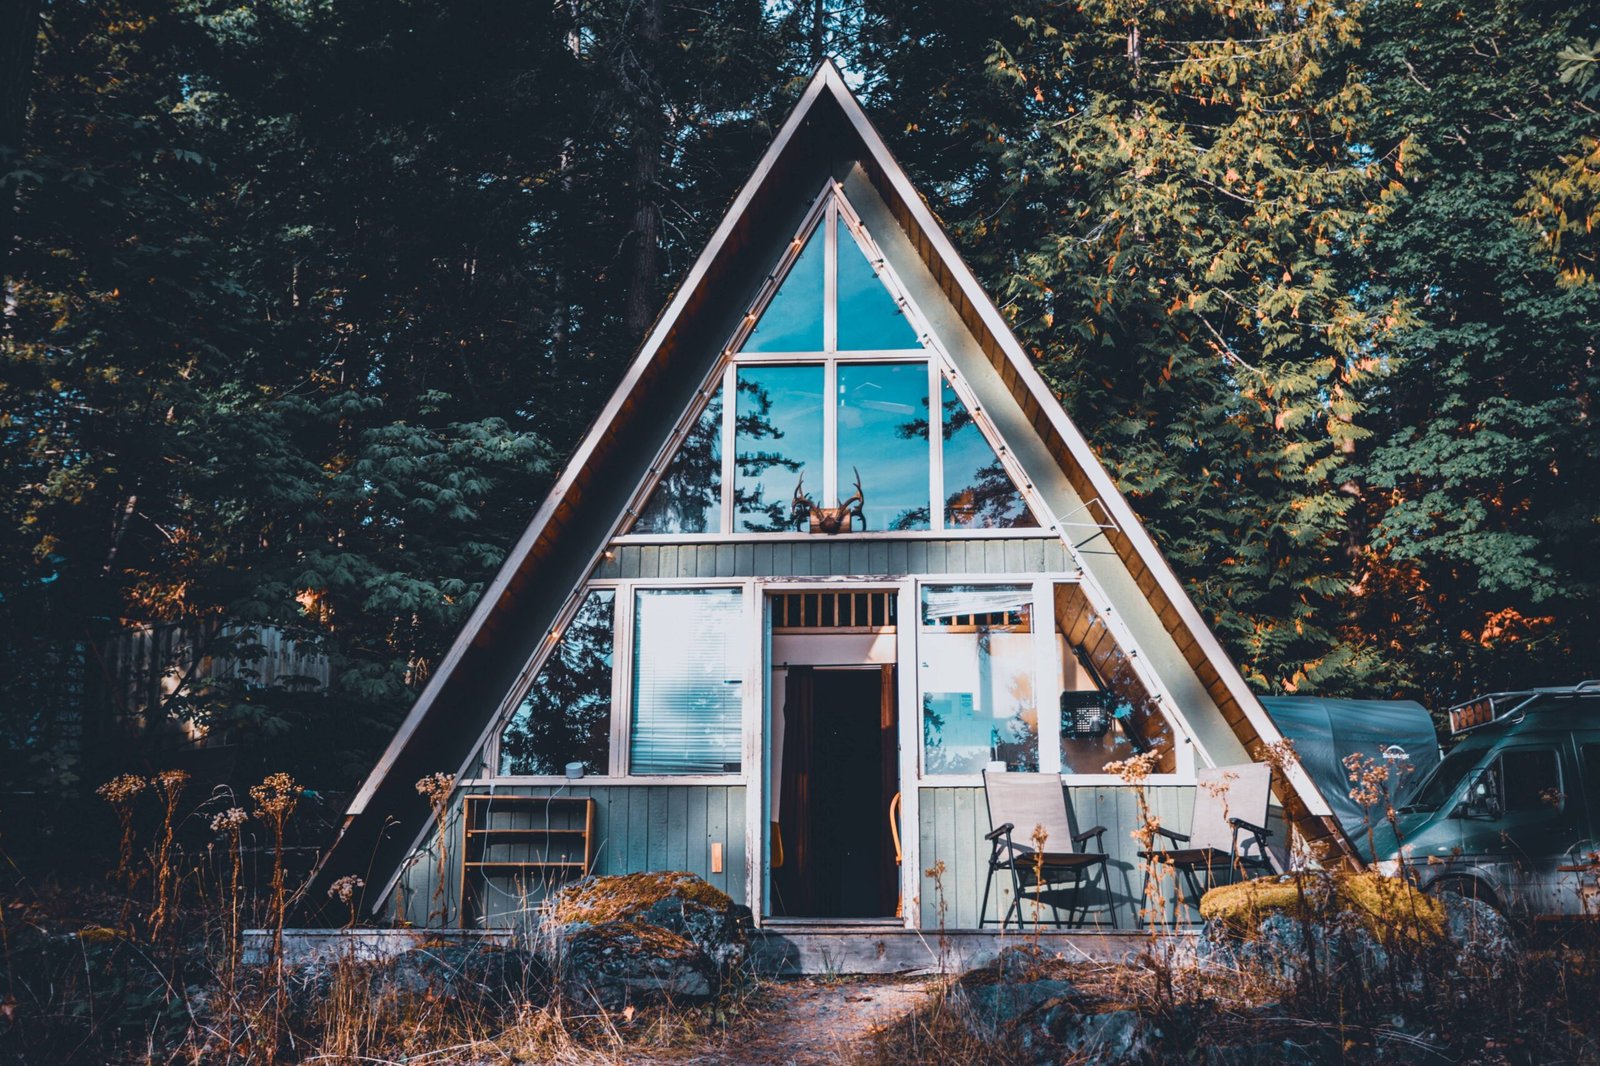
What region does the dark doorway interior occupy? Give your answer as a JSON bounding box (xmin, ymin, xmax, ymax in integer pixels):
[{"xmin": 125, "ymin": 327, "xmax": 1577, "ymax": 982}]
[{"xmin": 774, "ymin": 667, "xmax": 899, "ymax": 919}]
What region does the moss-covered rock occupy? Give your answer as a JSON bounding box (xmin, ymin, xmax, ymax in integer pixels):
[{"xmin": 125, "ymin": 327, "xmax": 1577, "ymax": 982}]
[
  {"xmin": 547, "ymin": 871, "xmax": 750, "ymax": 1010},
  {"xmin": 1198, "ymin": 872, "xmax": 1512, "ymax": 994},
  {"xmin": 1200, "ymin": 872, "xmax": 1444, "ymax": 940}
]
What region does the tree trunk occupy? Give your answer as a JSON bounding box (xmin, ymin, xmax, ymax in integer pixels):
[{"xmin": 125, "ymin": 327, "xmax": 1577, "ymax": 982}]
[
  {"xmin": 0, "ymin": 0, "xmax": 41, "ymax": 291},
  {"xmin": 622, "ymin": 0, "xmax": 663, "ymax": 339}
]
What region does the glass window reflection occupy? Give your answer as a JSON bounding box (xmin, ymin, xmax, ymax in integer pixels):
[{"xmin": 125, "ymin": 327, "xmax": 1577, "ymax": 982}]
[
  {"xmin": 499, "ymin": 590, "xmax": 615, "ymax": 776},
  {"xmin": 836, "ymin": 362, "xmax": 930, "ymax": 531},
  {"xmin": 941, "ymin": 378, "xmax": 1038, "ymax": 529},
  {"xmin": 837, "ymin": 218, "xmax": 920, "ymax": 350},
  {"xmin": 735, "ymin": 365, "xmax": 824, "ymax": 532},
  {"xmin": 634, "ymin": 384, "xmax": 722, "ymax": 533},
  {"xmin": 742, "ymin": 226, "xmax": 824, "ymax": 352},
  {"xmin": 919, "ymin": 585, "xmax": 1038, "ymax": 775}
]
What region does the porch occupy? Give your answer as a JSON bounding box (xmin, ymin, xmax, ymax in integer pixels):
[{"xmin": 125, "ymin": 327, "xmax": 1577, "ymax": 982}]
[{"xmin": 386, "ymin": 782, "xmax": 1278, "ymax": 932}]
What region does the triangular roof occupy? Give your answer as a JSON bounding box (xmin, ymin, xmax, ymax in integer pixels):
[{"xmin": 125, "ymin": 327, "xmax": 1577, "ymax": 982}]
[{"xmin": 303, "ymin": 62, "xmax": 1352, "ymax": 916}]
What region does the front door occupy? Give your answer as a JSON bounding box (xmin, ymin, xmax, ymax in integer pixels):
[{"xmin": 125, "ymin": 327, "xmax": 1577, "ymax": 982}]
[
  {"xmin": 770, "ymin": 667, "xmax": 899, "ymax": 918},
  {"xmin": 765, "ymin": 589, "xmax": 902, "ymax": 920}
]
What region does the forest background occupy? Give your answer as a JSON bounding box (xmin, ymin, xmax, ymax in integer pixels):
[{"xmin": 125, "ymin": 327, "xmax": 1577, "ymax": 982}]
[{"xmin": 0, "ymin": 0, "xmax": 1596, "ymax": 802}]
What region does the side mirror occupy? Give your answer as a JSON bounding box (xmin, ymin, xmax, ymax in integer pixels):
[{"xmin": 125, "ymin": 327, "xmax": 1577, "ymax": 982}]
[{"xmin": 1455, "ymin": 778, "xmax": 1502, "ymax": 820}]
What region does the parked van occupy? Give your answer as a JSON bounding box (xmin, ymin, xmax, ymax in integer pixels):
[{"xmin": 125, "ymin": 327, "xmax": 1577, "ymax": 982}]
[{"xmin": 1375, "ymin": 683, "xmax": 1600, "ymax": 918}]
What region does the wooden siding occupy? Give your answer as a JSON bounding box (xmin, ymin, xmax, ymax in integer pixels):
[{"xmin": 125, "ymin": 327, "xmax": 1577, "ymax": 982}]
[
  {"xmin": 392, "ymin": 785, "xmax": 747, "ymax": 929},
  {"xmin": 918, "ymin": 785, "xmax": 1202, "ymax": 929},
  {"xmin": 593, "ymin": 537, "xmax": 1068, "ymax": 581}
]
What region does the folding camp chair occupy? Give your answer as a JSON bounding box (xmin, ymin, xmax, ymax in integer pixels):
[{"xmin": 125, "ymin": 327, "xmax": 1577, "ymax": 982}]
[
  {"xmin": 980, "ymin": 771, "xmax": 1118, "ymax": 930},
  {"xmin": 1138, "ymin": 763, "xmax": 1275, "ymax": 926}
]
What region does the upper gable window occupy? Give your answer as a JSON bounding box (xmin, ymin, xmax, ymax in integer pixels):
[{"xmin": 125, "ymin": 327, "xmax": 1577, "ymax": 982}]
[{"xmin": 629, "ymin": 187, "xmax": 1043, "ymax": 537}]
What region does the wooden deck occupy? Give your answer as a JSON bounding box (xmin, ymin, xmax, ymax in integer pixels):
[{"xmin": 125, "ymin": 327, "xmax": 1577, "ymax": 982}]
[{"xmin": 248, "ymin": 924, "xmax": 1184, "ymax": 974}]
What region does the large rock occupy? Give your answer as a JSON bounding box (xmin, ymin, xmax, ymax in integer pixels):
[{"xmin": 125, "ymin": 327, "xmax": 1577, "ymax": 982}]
[
  {"xmin": 951, "ymin": 944, "xmax": 1162, "ymax": 1064},
  {"xmin": 1197, "ymin": 872, "xmax": 1517, "ymax": 993},
  {"xmin": 284, "ymin": 941, "xmax": 549, "ymax": 1019},
  {"xmin": 545, "ymin": 871, "xmax": 750, "ymax": 1010}
]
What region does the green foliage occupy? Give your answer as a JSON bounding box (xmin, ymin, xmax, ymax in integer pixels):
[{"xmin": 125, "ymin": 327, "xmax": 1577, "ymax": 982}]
[
  {"xmin": 856, "ymin": 0, "xmax": 1407, "ymax": 693},
  {"xmin": 1353, "ymin": 0, "xmax": 1600, "ymax": 709},
  {"xmin": 0, "ymin": 0, "xmax": 800, "ymax": 789}
]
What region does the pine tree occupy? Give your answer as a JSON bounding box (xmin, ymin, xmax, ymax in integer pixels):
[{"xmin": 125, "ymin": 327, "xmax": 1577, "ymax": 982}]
[{"xmin": 1353, "ymin": 0, "xmax": 1600, "ymax": 708}]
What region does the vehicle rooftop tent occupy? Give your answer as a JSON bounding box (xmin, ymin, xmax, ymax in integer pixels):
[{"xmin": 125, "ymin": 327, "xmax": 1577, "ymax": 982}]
[{"xmin": 1260, "ymin": 697, "xmax": 1441, "ymax": 840}]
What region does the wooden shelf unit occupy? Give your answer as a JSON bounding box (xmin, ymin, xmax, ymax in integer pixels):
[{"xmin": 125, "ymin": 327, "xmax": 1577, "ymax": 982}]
[{"xmin": 459, "ymin": 794, "xmax": 595, "ymax": 928}]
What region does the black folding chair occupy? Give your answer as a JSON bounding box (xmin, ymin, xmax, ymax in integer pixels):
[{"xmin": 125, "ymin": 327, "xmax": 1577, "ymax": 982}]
[
  {"xmin": 1138, "ymin": 763, "xmax": 1276, "ymax": 926},
  {"xmin": 979, "ymin": 770, "xmax": 1118, "ymax": 929}
]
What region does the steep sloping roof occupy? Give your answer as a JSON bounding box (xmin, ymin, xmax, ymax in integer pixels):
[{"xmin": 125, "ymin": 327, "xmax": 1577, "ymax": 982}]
[{"xmin": 303, "ymin": 62, "xmax": 1353, "ymax": 916}]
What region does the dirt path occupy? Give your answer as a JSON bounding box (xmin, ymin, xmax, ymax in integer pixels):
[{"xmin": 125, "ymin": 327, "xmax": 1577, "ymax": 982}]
[{"xmin": 685, "ymin": 975, "xmax": 940, "ymax": 1065}]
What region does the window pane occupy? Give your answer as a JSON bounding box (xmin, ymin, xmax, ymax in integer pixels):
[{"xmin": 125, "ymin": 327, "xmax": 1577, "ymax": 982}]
[
  {"xmin": 837, "ymin": 362, "xmax": 930, "ymax": 531},
  {"xmin": 919, "ymin": 585, "xmax": 1037, "ymax": 774},
  {"xmin": 837, "ymin": 217, "xmax": 920, "ymax": 350},
  {"xmin": 499, "ymin": 590, "xmax": 614, "ymax": 776},
  {"xmin": 1501, "ymin": 750, "xmax": 1561, "ymax": 813},
  {"xmin": 630, "ymin": 589, "xmax": 745, "ymax": 775},
  {"xmin": 735, "ymin": 365, "xmax": 824, "ymax": 532},
  {"xmin": 635, "ymin": 383, "xmax": 722, "ymax": 533},
  {"xmin": 742, "ymin": 225, "xmax": 824, "ymax": 352},
  {"xmin": 941, "ymin": 378, "xmax": 1037, "ymax": 529}
]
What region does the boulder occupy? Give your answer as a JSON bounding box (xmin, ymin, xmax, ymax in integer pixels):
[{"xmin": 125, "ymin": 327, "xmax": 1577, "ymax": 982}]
[
  {"xmin": 375, "ymin": 942, "xmax": 549, "ymax": 1004},
  {"xmin": 545, "ymin": 871, "xmax": 750, "ymax": 1009},
  {"xmin": 1197, "ymin": 872, "xmax": 1517, "ymax": 993}
]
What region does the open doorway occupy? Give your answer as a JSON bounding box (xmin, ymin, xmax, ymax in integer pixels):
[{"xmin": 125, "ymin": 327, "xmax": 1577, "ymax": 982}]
[
  {"xmin": 771, "ymin": 666, "xmax": 899, "ymax": 918},
  {"xmin": 772, "ymin": 666, "xmax": 899, "ymax": 918}
]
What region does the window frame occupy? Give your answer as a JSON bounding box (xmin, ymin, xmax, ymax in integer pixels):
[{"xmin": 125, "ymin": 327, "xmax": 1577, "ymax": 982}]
[
  {"xmin": 619, "ymin": 182, "xmax": 1047, "ymax": 541},
  {"xmin": 910, "ymin": 576, "xmax": 1192, "ymax": 787},
  {"xmin": 478, "ymin": 574, "xmax": 1193, "ymax": 789}
]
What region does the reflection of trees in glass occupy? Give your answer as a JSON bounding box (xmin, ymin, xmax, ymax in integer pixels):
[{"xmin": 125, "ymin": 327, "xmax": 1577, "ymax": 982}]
[
  {"xmin": 735, "ymin": 369, "xmax": 819, "ymax": 532},
  {"xmin": 837, "ymin": 362, "xmax": 929, "ymax": 531},
  {"xmin": 920, "ymin": 612, "xmax": 1038, "ymax": 774},
  {"xmin": 940, "ymin": 381, "xmax": 1037, "ymax": 529},
  {"xmin": 635, "ymin": 387, "xmax": 722, "ymax": 533},
  {"xmin": 498, "ymin": 590, "xmax": 614, "ymax": 775}
]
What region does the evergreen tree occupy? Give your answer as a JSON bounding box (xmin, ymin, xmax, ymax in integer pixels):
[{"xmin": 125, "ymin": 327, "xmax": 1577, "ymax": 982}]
[{"xmin": 1353, "ymin": 0, "xmax": 1600, "ymax": 708}]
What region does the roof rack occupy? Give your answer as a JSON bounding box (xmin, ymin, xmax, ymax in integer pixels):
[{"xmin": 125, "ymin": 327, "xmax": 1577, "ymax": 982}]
[{"xmin": 1448, "ymin": 683, "xmax": 1600, "ymax": 735}]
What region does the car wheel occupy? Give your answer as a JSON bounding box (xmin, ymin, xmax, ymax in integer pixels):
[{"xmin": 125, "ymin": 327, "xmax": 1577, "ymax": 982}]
[{"xmin": 1426, "ymin": 875, "xmax": 1505, "ymax": 917}]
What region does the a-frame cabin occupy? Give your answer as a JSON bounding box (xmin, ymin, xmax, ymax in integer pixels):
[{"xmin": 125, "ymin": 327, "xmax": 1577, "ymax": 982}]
[{"xmin": 305, "ymin": 62, "xmax": 1354, "ymax": 939}]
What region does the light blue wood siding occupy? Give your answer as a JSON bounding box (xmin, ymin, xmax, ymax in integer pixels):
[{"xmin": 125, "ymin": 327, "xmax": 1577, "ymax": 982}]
[
  {"xmin": 393, "ymin": 784, "xmax": 747, "ymax": 929},
  {"xmin": 592, "ymin": 537, "xmax": 1069, "ymax": 580},
  {"xmin": 917, "ymin": 785, "xmax": 1205, "ymax": 929}
]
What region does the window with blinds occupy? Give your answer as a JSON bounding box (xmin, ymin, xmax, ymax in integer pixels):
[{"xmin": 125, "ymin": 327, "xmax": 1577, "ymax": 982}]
[{"xmin": 629, "ymin": 588, "xmax": 746, "ymax": 775}]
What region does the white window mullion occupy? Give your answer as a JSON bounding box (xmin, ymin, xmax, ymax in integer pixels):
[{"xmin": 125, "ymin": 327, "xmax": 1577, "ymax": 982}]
[
  {"xmin": 720, "ymin": 363, "xmax": 736, "ymax": 534},
  {"xmin": 1034, "ymin": 577, "xmax": 1062, "ymax": 775},
  {"xmin": 823, "ymin": 357, "xmax": 838, "ymax": 508},
  {"xmin": 609, "ymin": 582, "xmax": 633, "ymax": 778}
]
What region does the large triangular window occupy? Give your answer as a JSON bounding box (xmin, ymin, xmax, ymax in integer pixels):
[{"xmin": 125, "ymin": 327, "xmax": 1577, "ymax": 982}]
[{"xmin": 628, "ymin": 185, "xmax": 1042, "ymax": 536}]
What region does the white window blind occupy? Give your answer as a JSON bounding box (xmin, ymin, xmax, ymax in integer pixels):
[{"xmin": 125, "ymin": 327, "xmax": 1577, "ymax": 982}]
[
  {"xmin": 921, "ymin": 585, "xmax": 1034, "ymax": 620},
  {"xmin": 630, "ymin": 588, "xmax": 745, "ymax": 775}
]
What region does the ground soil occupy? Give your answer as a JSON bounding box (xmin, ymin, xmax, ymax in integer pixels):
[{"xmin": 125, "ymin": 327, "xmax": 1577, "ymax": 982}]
[{"xmin": 686, "ymin": 975, "xmax": 940, "ymax": 1065}]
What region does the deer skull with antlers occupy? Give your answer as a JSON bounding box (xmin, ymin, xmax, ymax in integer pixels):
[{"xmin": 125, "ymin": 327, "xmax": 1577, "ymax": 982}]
[{"xmin": 791, "ymin": 467, "xmax": 866, "ymax": 535}]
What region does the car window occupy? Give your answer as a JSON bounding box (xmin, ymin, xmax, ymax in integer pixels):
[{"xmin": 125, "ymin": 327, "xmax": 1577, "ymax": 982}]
[
  {"xmin": 1583, "ymin": 743, "xmax": 1600, "ymax": 829},
  {"xmin": 1499, "ymin": 749, "xmax": 1562, "ymax": 814}
]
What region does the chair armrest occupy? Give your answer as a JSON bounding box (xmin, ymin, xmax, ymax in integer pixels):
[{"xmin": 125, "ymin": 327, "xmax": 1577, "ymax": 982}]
[
  {"xmin": 1073, "ymin": 825, "xmax": 1108, "ymax": 846},
  {"xmin": 1152, "ymin": 825, "xmax": 1189, "ymax": 845},
  {"xmin": 985, "ymin": 822, "xmax": 1016, "ymax": 843},
  {"xmin": 1228, "ymin": 816, "xmax": 1271, "ymax": 839}
]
